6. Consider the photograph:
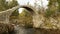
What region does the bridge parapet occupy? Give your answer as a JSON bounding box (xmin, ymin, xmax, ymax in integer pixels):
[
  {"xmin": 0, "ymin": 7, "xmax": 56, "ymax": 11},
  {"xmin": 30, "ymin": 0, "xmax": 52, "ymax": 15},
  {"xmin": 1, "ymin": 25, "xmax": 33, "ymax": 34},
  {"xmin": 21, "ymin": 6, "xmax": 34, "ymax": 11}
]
[{"xmin": 0, "ymin": 5, "xmax": 20, "ymax": 23}]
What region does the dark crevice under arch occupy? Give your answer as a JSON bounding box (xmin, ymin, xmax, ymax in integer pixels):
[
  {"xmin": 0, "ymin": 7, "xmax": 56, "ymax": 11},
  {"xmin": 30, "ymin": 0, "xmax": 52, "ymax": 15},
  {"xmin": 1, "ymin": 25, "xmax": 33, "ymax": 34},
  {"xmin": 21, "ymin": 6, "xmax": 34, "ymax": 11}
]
[{"xmin": 21, "ymin": 6, "xmax": 35, "ymax": 14}]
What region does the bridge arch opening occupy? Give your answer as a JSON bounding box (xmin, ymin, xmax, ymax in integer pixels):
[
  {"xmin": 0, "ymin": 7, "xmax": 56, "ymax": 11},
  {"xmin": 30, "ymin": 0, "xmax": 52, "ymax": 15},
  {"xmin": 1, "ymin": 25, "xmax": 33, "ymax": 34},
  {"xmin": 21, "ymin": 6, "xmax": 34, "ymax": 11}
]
[
  {"xmin": 19, "ymin": 6, "xmax": 35, "ymax": 15},
  {"xmin": 10, "ymin": 6, "xmax": 35, "ymax": 16},
  {"xmin": 10, "ymin": 6, "xmax": 35, "ymax": 27}
]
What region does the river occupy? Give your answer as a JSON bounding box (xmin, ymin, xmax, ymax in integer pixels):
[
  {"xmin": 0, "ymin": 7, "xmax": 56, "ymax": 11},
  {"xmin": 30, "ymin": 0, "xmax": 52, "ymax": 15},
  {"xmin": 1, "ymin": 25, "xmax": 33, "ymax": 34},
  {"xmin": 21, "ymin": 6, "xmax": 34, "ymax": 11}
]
[
  {"xmin": 14, "ymin": 25, "xmax": 35, "ymax": 34},
  {"xmin": 11, "ymin": 25, "xmax": 60, "ymax": 34}
]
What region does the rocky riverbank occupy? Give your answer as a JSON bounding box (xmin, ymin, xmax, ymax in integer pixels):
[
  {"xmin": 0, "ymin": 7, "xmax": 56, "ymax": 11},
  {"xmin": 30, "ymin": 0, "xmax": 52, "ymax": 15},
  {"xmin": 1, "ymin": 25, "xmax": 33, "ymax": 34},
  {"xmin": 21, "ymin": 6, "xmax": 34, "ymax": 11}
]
[
  {"xmin": 0, "ymin": 23, "xmax": 14, "ymax": 34},
  {"xmin": 0, "ymin": 23, "xmax": 60, "ymax": 34}
]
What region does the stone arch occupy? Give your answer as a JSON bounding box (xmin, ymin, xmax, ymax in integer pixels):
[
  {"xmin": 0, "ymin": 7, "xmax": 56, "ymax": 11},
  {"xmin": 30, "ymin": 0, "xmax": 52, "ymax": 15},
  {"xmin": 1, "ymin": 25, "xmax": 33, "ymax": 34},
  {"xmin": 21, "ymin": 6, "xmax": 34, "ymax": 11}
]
[
  {"xmin": 10, "ymin": 5, "xmax": 35, "ymax": 26},
  {"xmin": 0, "ymin": 5, "xmax": 37, "ymax": 27},
  {"xmin": 19, "ymin": 6, "xmax": 35, "ymax": 15},
  {"xmin": 11, "ymin": 5, "xmax": 36, "ymax": 15}
]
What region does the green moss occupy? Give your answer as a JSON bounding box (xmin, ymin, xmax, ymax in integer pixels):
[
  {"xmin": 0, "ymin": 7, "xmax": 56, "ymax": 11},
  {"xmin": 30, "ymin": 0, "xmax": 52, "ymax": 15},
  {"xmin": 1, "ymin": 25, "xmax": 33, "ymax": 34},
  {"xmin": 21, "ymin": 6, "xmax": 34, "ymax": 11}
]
[
  {"xmin": 45, "ymin": 10, "xmax": 55, "ymax": 17},
  {"xmin": 45, "ymin": 22, "xmax": 53, "ymax": 27}
]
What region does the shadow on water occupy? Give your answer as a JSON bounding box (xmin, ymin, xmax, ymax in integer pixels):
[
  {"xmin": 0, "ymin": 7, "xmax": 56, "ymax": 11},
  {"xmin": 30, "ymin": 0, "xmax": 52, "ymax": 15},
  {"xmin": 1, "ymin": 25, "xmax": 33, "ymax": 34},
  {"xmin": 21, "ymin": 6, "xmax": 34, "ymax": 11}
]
[
  {"xmin": 13, "ymin": 25, "xmax": 35, "ymax": 34},
  {"xmin": 11, "ymin": 25, "xmax": 60, "ymax": 34}
]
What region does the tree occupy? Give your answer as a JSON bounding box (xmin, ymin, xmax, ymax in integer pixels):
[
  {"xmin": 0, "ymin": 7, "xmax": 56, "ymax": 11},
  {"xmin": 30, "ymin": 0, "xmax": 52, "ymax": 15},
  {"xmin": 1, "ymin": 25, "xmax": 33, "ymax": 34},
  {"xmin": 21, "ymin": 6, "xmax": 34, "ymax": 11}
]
[
  {"xmin": 8, "ymin": 0, "xmax": 18, "ymax": 8},
  {"xmin": 45, "ymin": 0, "xmax": 58, "ymax": 17},
  {"xmin": 0, "ymin": 0, "xmax": 8, "ymax": 11},
  {"xmin": 57, "ymin": 0, "xmax": 60, "ymax": 12},
  {"xmin": 7, "ymin": 0, "xmax": 19, "ymax": 19}
]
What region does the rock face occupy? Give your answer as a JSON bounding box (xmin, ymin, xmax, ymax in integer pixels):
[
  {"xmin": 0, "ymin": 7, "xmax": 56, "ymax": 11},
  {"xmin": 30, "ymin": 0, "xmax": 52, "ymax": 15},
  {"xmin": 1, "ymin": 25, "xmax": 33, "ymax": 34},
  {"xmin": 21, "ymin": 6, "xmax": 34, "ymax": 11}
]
[
  {"xmin": 0, "ymin": 23, "xmax": 14, "ymax": 34},
  {"xmin": 0, "ymin": 23, "xmax": 8, "ymax": 34},
  {"xmin": 33, "ymin": 13, "xmax": 60, "ymax": 29},
  {"xmin": 33, "ymin": 14, "xmax": 45, "ymax": 28},
  {"xmin": 7, "ymin": 24, "xmax": 14, "ymax": 34}
]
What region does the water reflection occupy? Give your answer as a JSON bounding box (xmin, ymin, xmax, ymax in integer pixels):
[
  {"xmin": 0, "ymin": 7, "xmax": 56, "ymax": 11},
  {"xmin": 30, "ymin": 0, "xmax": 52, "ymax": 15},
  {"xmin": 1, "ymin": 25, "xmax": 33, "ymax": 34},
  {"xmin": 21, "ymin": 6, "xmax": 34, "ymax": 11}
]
[
  {"xmin": 14, "ymin": 25, "xmax": 35, "ymax": 34},
  {"xmin": 12, "ymin": 25, "xmax": 60, "ymax": 34}
]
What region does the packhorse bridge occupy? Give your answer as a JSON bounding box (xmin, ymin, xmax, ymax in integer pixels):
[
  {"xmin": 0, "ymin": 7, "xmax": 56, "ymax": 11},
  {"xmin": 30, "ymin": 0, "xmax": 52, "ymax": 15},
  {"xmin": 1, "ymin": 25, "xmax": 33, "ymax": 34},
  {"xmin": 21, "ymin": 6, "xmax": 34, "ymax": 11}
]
[{"xmin": 0, "ymin": 5, "xmax": 40, "ymax": 28}]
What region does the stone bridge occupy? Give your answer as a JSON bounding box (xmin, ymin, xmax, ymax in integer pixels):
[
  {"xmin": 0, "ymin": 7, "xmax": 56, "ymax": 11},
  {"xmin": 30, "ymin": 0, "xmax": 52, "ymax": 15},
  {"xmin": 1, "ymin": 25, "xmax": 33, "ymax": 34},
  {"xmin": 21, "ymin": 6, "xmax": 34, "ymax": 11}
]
[{"xmin": 0, "ymin": 5, "xmax": 40, "ymax": 28}]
